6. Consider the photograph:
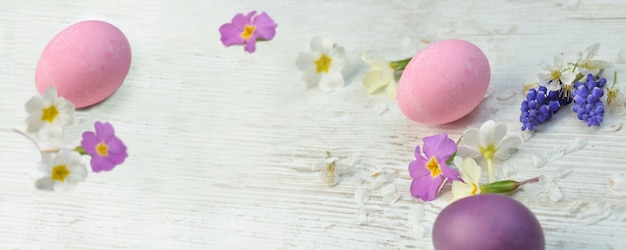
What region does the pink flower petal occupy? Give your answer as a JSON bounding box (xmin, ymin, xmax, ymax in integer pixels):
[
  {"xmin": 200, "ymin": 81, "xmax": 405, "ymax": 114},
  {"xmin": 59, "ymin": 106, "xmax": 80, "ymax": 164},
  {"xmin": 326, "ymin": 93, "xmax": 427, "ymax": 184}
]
[
  {"xmin": 219, "ymin": 23, "xmax": 245, "ymax": 46},
  {"xmin": 410, "ymin": 176, "xmax": 443, "ymax": 201},
  {"xmin": 95, "ymin": 121, "xmax": 115, "ymax": 141},
  {"xmin": 251, "ymin": 12, "xmax": 277, "ymax": 40},
  {"xmin": 422, "ymin": 133, "xmax": 456, "ymax": 160},
  {"xmin": 81, "ymin": 131, "xmax": 99, "ymax": 155},
  {"xmin": 91, "ymin": 156, "xmax": 115, "ymax": 172},
  {"xmin": 409, "ymin": 158, "xmax": 429, "ymax": 179},
  {"xmin": 243, "ymin": 37, "xmax": 257, "ymax": 53},
  {"xmin": 231, "ymin": 11, "xmax": 254, "ymax": 29}
]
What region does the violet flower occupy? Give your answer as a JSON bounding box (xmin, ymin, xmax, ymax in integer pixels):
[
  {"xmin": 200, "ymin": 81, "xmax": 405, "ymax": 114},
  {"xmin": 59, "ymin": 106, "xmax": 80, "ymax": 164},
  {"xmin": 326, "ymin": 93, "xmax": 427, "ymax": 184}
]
[
  {"xmin": 219, "ymin": 11, "xmax": 277, "ymax": 53},
  {"xmin": 409, "ymin": 133, "xmax": 460, "ymax": 201},
  {"xmin": 81, "ymin": 121, "xmax": 128, "ymax": 172}
]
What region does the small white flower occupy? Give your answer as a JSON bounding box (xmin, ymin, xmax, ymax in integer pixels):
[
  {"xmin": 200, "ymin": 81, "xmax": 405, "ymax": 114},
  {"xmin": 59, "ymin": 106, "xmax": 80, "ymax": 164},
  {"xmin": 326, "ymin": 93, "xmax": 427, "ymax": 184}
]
[
  {"xmin": 295, "ymin": 37, "xmax": 347, "ymax": 92},
  {"xmin": 451, "ymin": 156, "xmax": 481, "ymax": 201},
  {"xmin": 460, "ymin": 120, "xmax": 522, "ymax": 182},
  {"xmin": 25, "ymin": 88, "xmax": 74, "ymax": 139},
  {"xmin": 312, "ymin": 153, "xmax": 352, "ymax": 186},
  {"xmin": 606, "ymin": 82, "xmax": 626, "ymax": 115},
  {"xmin": 360, "ymin": 54, "xmax": 397, "ymax": 98},
  {"xmin": 577, "ymin": 43, "xmax": 613, "ymax": 76},
  {"xmin": 537, "ymin": 55, "xmax": 576, "ymax": 92},
  {"xmin": 35, "ymin": 148, "xmax": 87, "ymax": 192}
]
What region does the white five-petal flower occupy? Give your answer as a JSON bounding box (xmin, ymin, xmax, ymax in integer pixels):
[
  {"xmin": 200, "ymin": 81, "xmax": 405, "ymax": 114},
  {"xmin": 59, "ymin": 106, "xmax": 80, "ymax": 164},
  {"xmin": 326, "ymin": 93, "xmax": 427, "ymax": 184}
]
[
  {"xmin": 296, "ymin": 37, "xmax": 347, "ymax": 92},
  {"xmin": 460, "ymin": 120, "xmax": 522, "ymax": 182},
  {"xmin": 577, "ymin": 43, "xmax": 613, "ymax": 76},
  {"xmin": 451, "ymin": 156, "xmax": 482, "ymax": 201},
  {"xmin": 606, "ymin": 81, "xmax": 626, "ymax": 115},
  {"xmin": 537, "ymin": 55, "xmax": 576, "ymax": 92},
  {"xmin": 25, "ymin": 88, "xmax": 75, "ymax": 139},
  {"xmin": 36, "ymin": 148, "xmax": 88, "ymax": 192},
  {"xmin": 360, "ymin": 54, "xmax": 397, "ymax": 98}
]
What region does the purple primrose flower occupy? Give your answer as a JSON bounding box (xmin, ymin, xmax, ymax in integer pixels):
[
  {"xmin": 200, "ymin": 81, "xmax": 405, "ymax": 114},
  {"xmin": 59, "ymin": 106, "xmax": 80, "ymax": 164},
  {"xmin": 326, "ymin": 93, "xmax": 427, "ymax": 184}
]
[
  {"xmin": 409, "ymin": 133, "xmax": 460, "ymax": 201},
  {"xmin": 219, "ymin": 11, "xmax": 277, "ymax": 53},
  {"xmin": 81, "ymin": 121, "xmax": 128, "ymax": 172}
]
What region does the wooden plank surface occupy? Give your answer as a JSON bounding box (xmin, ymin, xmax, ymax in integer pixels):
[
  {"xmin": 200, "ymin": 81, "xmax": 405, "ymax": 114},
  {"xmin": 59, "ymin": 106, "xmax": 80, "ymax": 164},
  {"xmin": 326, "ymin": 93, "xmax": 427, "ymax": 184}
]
[{"xmin": 1, "ymin": 0, "xmax": 626, "ymax": 249}]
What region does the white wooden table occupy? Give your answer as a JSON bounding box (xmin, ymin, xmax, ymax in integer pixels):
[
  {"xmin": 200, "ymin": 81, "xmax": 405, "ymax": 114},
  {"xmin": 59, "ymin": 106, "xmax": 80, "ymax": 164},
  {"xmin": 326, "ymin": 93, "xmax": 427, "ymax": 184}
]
[{"xmin": 1, "ymin": 0, "xmax": 625, "ymax": 249}]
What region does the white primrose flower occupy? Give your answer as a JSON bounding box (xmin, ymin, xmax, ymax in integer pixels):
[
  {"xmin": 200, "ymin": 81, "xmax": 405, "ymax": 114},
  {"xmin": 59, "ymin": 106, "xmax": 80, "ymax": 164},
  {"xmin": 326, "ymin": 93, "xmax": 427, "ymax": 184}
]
[
  {"xmin": 451, "ymin": 156, "xmax": 482, "ymax": 201},
  {"xmin": 460, "ymin": 120, "xmax": 522, "ymax": 183},
  {"xmin": 360, "ymin": 54, "xmax": 397, "ymax": 98},
  {"xmin": 577, "ymin": 43, "xmax": 613, "ymax": 76},
  {"xmin": 25, "ymin": 87, "xmax": 75, "ymax": 139},
  {"xmin": 537, "ymin": 55, "xmax": 576, "ymax": 92},
  {"xmin": 36, "ymin": 148, "xmax": 88, "ymax": 192},
  {"xmin": 296, "ymin": 37, "xmax": 347, "ymax": 92}
]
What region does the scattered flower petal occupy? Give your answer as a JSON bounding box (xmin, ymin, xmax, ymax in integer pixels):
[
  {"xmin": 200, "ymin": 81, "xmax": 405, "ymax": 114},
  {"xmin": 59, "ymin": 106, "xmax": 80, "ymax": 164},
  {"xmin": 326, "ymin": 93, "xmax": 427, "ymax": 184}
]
[
  {"xmin": 408, "ymin": 204, "xmax": 426, "ymax": 239},
  {"xmin": 81, "ymin": 121, "xmax": 128, "ymax": 172},
  {"xmin": 565, "ymin": 138, "xmax": 588, "ymax": 154},
  {"xmin": 554, "ymin": 166, "xmax": 572, "ymax": 179},
  {"xmin": 354, "ymin": 187, "xmax": 370, "ymax": 207},
  {"xmin": 531, "ymin": 155, "xmax": 548, "ymax": 168},
  {"xmin": 355, "ymin": 210, "xmax": 368, "ymax": 225},
  {"xmin": 501, "ymin": 162, "xmax": 519, "ymax": 178},
  {"xmin": 219, "ymin": 11, "xmax": 277, "ymax": 53},
  {"xmin": 36, "ymin": 148, "xmax": 87, "ymax": 192},
  {"xmin": 295, "ymin": 37, "xmax": 347, "ymax": 92},
  {"xmin": 381, "ymin": 184, "xmax": 399, "ymax": 205},
  {"xmin": 25, "ymin": 87, "xmax": 75, "ymax": 139},
  {"xmin": 576, "ymin": 202, "xmax": 613, "ymax": 225}
]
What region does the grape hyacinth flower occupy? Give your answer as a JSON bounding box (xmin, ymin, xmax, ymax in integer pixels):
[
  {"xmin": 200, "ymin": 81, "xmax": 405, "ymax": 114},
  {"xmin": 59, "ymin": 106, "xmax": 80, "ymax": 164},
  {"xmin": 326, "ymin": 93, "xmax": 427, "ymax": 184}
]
[
  {"xmin": 408, "ymin": 133, "xmax": 460, "ymax": 201},
  {"xmin": 81, "ymin": 121, "xmax": 128, "ymax": 172},
  {"xmin": 219, "ymin": 11, "xmax": 277, "ymax": 53},
  {"xmin": 520, "ymin": 86, "xmax": 562, "ymax": 131},
  {"xmin": 572, "ymin": 74, "xmax": 606, "ymax": 127}
]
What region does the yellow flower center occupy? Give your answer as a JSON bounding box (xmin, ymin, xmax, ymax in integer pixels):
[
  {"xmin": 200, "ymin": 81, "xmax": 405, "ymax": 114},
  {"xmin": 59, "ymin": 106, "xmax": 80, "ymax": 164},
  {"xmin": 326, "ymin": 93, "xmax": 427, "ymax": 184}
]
[
  {"xmin": 96, "ymin": 142, "xmax": 109, "ymax": 156},
  {"xmin": 471, "ymin": 182, "xmax": 480, "ymax": 195},
  {"xmin": 315, "ymin": 54, "xmax": 332, "ymax": 73},
  {"xmin": 550, "ymin": 70, "xmax": 562, "ymax": 81},
  {"xmin": 561, "ymin": 84, "xmax": 573, "ymax": 98},
  {"xmin": 425, "ymin": 157, "xmax": 442, "ymax": 178},
  {"xmin": 607, "ymin": 88, "xmax": 619, "ymax": 106},
  {"xmin": 41, "ymin": 105, "xmax": 59, "ymax": 124},
  {"xmin": 51, "ymin": 165, "xmax": 70, "ymax": 182},
  {"xmin": 240, "ymin": 25, "xmax": 256, "ymax": 40},
  {"xmin": 479, "ymin": 143, "xmax": 496, "ymax": 161}
]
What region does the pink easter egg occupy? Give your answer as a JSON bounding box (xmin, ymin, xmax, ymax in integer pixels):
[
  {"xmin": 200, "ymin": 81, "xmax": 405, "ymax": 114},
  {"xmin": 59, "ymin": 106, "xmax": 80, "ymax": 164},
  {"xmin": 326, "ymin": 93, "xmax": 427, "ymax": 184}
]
[
  {"xmin": 397, "ymin": 39, "xmax": 490, "ymax": 125},
  {"xmin": 35, "ymin": 20, "xmax": 132, "ymax": 108}
]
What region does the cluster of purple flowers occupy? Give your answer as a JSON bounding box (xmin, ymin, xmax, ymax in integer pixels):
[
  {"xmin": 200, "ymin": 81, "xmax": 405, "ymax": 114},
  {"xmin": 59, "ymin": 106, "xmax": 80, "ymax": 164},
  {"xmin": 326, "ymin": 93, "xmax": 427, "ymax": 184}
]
[
  {"xmin": 520, "ymin": 86, "xmax": 562, "ymax": 131},
  {"xmin": 572, "ymin": 74, "xmax": 606, "ymax": 127},
  {"xmin": 520, "ymin": 74, "xmax": 608, "ymax": 130}
]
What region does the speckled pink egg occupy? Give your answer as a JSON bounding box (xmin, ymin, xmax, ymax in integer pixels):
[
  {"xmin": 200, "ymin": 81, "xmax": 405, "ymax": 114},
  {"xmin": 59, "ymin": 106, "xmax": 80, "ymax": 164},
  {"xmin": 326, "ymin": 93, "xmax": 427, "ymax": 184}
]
[
  {"xmin": 35, "ymin": 20, "xmax": 131, "ymax": 108},
  {"xmin": 397, "ymin": 39, "xmax": 490, "ymax": 124}
]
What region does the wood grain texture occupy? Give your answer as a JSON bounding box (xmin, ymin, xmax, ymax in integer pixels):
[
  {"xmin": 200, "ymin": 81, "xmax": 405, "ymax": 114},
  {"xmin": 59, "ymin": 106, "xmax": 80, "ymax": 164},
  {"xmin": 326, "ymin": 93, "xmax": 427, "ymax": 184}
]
[{"xmin": 1, "ymin": 0, "xmax": 626, "ymax": 249}]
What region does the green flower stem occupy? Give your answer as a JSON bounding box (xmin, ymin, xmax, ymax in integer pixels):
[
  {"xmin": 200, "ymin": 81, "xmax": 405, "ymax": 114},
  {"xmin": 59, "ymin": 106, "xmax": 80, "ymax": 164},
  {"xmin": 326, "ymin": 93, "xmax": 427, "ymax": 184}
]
[
  {"xmin": 486, "ymin": 157, "xmax": 495, "ymax": 183},
  {"xmin": 389, "ymin": 57, "xmax": 412, "ymax": 71},
  {"xmin": 75, "ymin": 146, "xmax": 88, "ymax": 155},
  {"xmin": 480, "ymin": 176, "xmax": 540, "ymax": 194}
]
